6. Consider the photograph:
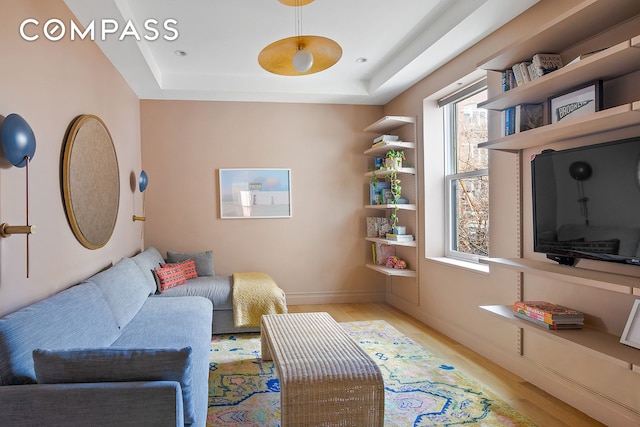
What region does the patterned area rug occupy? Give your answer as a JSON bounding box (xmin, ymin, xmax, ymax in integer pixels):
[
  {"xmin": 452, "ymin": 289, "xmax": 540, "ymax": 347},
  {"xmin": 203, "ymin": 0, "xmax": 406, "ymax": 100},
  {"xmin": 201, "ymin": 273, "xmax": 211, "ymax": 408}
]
[{"xmin": 208, "ymin": 320, "xmax": 537, "ymax": 426}]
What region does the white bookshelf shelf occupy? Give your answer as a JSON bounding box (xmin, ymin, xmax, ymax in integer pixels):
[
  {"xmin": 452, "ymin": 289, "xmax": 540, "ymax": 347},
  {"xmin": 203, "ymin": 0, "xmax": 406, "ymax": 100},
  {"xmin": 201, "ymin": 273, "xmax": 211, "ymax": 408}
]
[
  {"xmin": 365, "ymin": 237, "xmax": 417, "ymax": 248},
  {"xmin": 479, "ymin": 38, "xmax": 640, "ymax": 111},
  {"xmin": 364, "ymin": 204, "xmax": 416, "ymax": 211},
  {"xmin": 366, "ymin": 263, "xmax": 416, "ymax": 277},
  {"xmin": 363, "ymin": 116, "xmax": 415, "ymax": 134},
  {"xmin": 480, "ymin": 304, "xmax": 640, "ymax": 371},
  {"xmin": 477, "ymin": 0, "xmax": 640, "ymax": 72},
  {"xmin": 364, "ymin": 141, "xmax": 416, "ymax": 156},
  {"xmin": 478, "ymin": 102, "xmax": 640, "ymax": 151},
  {"xmin": 480, "ymin": 257, "xmax": 640, "ymax": 294},
  {"xmin": 365, "ymin": 167, "xmax": 416, "ymax": 177}
]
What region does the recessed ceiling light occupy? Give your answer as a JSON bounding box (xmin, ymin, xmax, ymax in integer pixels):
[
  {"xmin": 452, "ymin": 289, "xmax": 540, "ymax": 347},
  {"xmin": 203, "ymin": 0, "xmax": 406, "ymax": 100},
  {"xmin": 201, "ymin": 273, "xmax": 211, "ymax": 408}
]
[
  {"xmin": 175, "ymin": 50, "xmax": 187, "ymax": 57},
  {"xmin": 355, "ymin": 57, "xmax": 368, "ymax": 64}
]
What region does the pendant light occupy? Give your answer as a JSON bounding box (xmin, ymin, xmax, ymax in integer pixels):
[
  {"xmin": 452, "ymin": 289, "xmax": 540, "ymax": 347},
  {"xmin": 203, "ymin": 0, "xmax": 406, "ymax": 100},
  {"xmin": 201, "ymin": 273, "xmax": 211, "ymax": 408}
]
[{"xmin": 259, "ymin": 0, "xmax": 342, "ymax": 76}]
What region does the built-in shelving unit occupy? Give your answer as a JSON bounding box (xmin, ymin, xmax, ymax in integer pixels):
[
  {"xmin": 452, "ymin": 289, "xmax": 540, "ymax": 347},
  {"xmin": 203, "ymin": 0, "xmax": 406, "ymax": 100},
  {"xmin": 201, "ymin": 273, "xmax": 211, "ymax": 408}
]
[
  {"xmin": 479, "ymin": 39, "xmax": 640, "ymax": 111},
  {"xmin": 480, "ymin": 305, "xmax": 640, "ymax": 371},
  {"xmin": 476, "ymin": 2, "xmax": 640, "ymax": 411},
  {"xmin": 478, "ymin": 36, "xmax": 640, "ymax": 152},
  {"xmin": 363, "ymin": 116, "xmax": 418, "ymax": 283}
]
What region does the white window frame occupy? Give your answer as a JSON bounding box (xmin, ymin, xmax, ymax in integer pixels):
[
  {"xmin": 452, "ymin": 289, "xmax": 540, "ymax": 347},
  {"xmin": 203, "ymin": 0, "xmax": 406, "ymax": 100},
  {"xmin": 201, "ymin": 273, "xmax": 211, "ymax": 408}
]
[{"xmin": 442, "ymin": 80, "xmax": 488, "ymax": 263}]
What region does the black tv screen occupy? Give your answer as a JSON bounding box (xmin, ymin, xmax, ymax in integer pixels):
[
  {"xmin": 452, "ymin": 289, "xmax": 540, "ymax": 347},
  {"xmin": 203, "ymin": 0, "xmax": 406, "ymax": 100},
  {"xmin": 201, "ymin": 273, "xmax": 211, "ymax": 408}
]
[{"xmin": 531, "ymin": 136, "xmax": 640, "ymax": 266}]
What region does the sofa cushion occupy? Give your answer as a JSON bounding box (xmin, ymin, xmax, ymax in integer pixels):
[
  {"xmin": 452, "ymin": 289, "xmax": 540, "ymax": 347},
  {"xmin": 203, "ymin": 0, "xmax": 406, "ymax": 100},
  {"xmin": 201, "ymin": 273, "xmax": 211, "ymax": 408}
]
[
  {"xmin": 87, "ymin": 258, "xmax": 151, "ymax": 330},
  {"xmin": 161, "ymin": 259, "xmax": 198, "ymax": 280},
  {"xmin": 154, "ymin": 265, "xmax": 187, "ymax": 293},
  {"xmin": 167, "ymin": 250, "xmax": 215, "ymax": 276},
  {"xmin": 33, "ymin": 347, "xmax": 196, "ymax": 424},
  {"xmin": 111, "ymin": 296, "xmax": 212, "ymax": 427},
  {"xmin": 131, "ymin": 247, "xmax": 165, "ymax": 295},
  {"xmin": 158, "ymin": 276, "xmax": 233, "ymax": 310},
  {"xmin": 0, "ymin": 282, "xmax": 120, "ymax": 385}
]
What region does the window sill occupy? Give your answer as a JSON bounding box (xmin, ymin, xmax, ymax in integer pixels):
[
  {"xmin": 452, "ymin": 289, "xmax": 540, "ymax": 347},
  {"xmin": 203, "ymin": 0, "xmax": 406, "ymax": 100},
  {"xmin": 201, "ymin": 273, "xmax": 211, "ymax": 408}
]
[{"xmin": 426, "ymin": 256, "xmax": 490, "ymax": 275}]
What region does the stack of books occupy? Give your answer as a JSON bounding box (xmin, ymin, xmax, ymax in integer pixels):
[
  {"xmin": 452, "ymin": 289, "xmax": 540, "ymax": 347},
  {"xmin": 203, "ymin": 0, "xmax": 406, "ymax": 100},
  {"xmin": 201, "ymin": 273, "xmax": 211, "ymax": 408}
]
[
  {"xmin": 513, "ymin": 301, "xmax": 584, "ymax": 330},
  {"xmin": 385, "ymin": 233, "xmax": 414, "ymax": 242}
]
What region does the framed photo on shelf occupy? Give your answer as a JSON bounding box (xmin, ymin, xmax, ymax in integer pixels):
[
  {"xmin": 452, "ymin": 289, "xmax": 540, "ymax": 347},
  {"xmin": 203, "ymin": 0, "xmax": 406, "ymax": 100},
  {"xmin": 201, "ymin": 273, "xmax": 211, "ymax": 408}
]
[
  {"xmin": 620, "ymin": 299, "xmax": 640, "ymax": 350},
  {"xmin": 218, "ymin": 168, "xmax": 292, "ymax": 219},
  {"xmin": 548, "ymin": 80, "xmax": 603, "ymax": 124}
]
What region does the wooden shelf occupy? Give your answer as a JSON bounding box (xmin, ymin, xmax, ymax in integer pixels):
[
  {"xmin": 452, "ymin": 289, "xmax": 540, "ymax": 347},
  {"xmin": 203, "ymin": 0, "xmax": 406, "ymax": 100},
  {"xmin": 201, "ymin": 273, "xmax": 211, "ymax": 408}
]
[
  {"xmin": 479, "ymin": 38, "xmax": 640, "ymax": 111},
  {"xmin": 365, "ymin": 237, "xmax": 417, "ymax": 248},
  {"xmin": 477, "ymin": 0, "xmax": 640, "ymax": 71},
  {"xmin": 364, "ymin": 204, "xmax": 416, "ymax": 211},
  {"xmin": 364, "ymin": 141, "xmax": 415, "ymax": 156},
  {"xmin": 366, "ymin": 263, "xmax": 416, "ymax": 277},
  {"xmin": 480, "ymin": 257, "xmax": 640, "ymax": 294},
  {"xmin": 480, "ymin": 305, "xmax": 640, "ymax": 371},
  {"xmin": 478, "ymin": 102, "xmax": 640, "ymax": 151},
  {"xmin": 365, "ymin": 167, "xmax": 416, "ymax": 177},
  {"xmin": 363, "ymin": 116, "xmax": 415, "ymax": 133}
]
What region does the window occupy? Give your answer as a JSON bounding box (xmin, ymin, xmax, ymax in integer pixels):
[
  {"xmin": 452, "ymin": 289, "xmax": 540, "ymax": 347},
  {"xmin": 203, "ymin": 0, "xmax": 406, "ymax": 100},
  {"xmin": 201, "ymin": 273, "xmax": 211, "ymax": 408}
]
[{"xmin": 442, "ymin": 81, "xmax": 489, "ymax": 262}]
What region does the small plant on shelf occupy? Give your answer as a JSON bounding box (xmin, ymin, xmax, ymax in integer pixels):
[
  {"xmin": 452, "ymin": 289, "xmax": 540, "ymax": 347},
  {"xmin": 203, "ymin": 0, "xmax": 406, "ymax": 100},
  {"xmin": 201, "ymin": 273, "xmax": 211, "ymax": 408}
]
[{"xmin": 384, "ymin": 150, "xmax": 404, "ymax": 202}]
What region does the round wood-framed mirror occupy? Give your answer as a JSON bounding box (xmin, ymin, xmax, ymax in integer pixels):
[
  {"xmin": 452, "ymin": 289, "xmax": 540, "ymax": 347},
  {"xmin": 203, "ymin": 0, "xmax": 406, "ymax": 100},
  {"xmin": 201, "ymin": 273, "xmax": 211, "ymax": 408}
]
[{"xmin": 62, "ymin": 115, "xmax": 119, "ymax": 249}]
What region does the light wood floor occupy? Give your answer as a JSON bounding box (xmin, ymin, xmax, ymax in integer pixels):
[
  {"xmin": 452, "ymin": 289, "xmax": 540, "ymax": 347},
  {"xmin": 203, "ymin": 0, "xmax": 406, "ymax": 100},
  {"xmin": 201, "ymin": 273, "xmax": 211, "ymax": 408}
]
[{"xmin": 287, "ymin": 302, "xmax": 605, "ymax": 427}]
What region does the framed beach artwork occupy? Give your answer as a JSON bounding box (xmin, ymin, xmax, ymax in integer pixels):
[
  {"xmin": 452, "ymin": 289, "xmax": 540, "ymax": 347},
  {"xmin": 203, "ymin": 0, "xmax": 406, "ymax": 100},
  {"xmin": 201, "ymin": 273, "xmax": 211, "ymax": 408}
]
[{"xmin": 218, "ymin": 168, "xmax": 292, "ymax": 219}]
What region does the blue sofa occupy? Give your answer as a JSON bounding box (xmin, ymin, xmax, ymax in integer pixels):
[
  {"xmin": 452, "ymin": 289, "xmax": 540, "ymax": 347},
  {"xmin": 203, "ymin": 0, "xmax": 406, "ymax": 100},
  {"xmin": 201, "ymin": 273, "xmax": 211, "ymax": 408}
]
[
  {"xmin": 0, "ymin": 249, "xmax": 214, "ymax": 427},
  {"xmin": 136, "ymin": 247, "xmax": 260, "ymax": 335}
]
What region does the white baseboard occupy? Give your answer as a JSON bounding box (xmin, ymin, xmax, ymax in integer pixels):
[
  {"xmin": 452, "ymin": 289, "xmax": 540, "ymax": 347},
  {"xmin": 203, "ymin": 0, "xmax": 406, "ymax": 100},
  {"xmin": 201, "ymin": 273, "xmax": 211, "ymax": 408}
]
[{"xmin": 285, "ymin": 290, "xmax": 386, "ymax": 306}]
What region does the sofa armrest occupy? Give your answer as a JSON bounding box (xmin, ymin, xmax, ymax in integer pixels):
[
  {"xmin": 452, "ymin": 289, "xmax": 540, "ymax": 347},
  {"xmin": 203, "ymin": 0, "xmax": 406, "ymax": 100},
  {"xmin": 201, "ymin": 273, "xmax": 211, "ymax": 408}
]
[{"xmin": 0, "ymin": 381, "xmax": 184, "ymax": 427}]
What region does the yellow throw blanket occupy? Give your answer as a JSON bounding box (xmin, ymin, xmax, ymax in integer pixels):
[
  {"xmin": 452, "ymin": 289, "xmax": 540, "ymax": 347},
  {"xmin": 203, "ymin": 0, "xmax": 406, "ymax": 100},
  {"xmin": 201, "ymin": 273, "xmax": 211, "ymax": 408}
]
[{"xmin": 232, "ymin": 272, "xmax": 287, "ymax": 327}]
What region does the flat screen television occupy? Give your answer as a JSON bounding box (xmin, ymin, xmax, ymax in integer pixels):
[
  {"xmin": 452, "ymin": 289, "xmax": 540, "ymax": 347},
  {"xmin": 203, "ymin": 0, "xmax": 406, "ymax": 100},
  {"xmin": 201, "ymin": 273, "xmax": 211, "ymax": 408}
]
[{"xmin": 531, "ymin": 136, "xmax": 640, "ymax": 266}]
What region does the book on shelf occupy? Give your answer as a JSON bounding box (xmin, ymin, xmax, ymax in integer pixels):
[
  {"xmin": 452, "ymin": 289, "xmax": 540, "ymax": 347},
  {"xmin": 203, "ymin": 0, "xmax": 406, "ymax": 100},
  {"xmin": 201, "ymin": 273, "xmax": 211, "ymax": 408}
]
[
  {"xmin": 531, "ymin": 53, "xmax": 563, "ymax": 77},
  {"xmin": 374, "ymin": 242, "xmax": 396, "ymax": 265},
  {"xmin": 526, "ymin": 63, "xmax": 540, "ymax": 81},
  {"xmin": 514, "ymin": 103, "xmax": 543, "ymax": 132},
  {"xmin": 373, "ymin": 134, "xmax": 398, "ymax": 144},
  {"xmin": 513, "ymin": 301, "xmax": 584, "ymax": 324},
  {"xmin": 369, "ymin": 182, "xmax": 390, "ymax": 205},
  {"xmin": 511, "ymin": 63, "xmax": 525, "ymax": 86},
  {"xmin": 501, "ymin": 69, "xmax": 515, "ymax": 92},
  {"xmin": 513, "ymin": 311, "xmax": 583, "ymax": 330},
  {"xmin": 519, "ymin": 61, "xmax": 532, "ymax": 83},
  {"xmin": 567, "ymin": 47, "xmax": 608, "ymax": 65},
  {"xmin": 385, "ymin": 233, "xmax": 414, "ymax": 242},
  {"xmin": 502, "ymin": 107, "xmax": 515, "ymax": 136},
  {"xmin": 367, "ymin": 217, "xmax": 393, "ymax": 238},
  {"xmin": 503, "ymin": 104, "xmax": 544, "ymax": 136}
]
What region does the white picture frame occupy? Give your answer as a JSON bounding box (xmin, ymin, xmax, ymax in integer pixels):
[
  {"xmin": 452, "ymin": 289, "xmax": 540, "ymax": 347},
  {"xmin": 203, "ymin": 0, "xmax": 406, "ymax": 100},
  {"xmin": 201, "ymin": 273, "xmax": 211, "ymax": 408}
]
[
  {"xmin": 547, "ymin": 80, "xmax": 603, "ymax": 124},
  {"xmin": 620, "ymin": 299, "xmax": 640, "ymax": 349},
  {"xmin": 218, "ymin": 168, "xmax": 292, "ymax": 219}
]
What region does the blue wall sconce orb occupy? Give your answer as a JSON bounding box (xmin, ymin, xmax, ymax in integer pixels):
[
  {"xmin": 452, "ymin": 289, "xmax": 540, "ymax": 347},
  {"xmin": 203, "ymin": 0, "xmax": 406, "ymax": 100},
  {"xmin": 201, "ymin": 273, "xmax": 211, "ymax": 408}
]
[{"xmin": 1, "ymin": 113, "xmax": 36, "ymax": 167}]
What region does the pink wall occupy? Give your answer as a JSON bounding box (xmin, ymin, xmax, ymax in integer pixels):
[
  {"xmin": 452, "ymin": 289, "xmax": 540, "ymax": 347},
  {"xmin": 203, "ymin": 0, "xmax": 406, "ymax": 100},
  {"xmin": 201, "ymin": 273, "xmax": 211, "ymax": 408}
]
[
  {"xmin": 140, "ymin": 100, "xmax": 386, "ymax": 303},
  {"xmin": 0, "ymin": 0, "xmax": 143, "ymax": 316}
]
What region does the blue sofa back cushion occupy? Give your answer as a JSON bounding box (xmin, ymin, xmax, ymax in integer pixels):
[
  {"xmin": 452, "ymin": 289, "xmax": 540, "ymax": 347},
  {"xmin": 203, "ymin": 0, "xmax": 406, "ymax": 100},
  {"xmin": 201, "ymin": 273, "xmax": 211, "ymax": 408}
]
[
  {"xmin": 131, "ymin": 247, "xmax": 165, "ymax": 295},
  {"xmin": 167, "ymin": 250, "xmax": 215, "ymax": 276},
  {"xmin": 0, "ymin": 282, "xmax": 120, "ymax": 385},
  {"xmin": 33, "ymin": 346, "xmax": 196, "ymax": 425},
  {"xmin": 87, "ymin": 257, "xmax": 151, "ymax": 330}
]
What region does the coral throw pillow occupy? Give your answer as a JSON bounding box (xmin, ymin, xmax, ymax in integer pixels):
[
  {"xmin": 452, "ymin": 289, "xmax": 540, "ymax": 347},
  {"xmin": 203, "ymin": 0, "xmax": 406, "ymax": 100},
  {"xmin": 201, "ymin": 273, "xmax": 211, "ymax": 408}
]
[
  {"xmin": 154, "ymin": 265, "xmax": 187, "ymax": 292},
  {"xmin": 160, "ymin": 259, "xmax": 198, "ymax": 280}
]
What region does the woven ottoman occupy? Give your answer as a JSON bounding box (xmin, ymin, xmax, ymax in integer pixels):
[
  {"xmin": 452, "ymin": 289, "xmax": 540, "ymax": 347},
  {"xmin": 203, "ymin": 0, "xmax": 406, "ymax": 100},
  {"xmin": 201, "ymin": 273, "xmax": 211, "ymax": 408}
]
[{"xmin": 261, "ymin": 312, "xmax": 384, "ymax": 426}]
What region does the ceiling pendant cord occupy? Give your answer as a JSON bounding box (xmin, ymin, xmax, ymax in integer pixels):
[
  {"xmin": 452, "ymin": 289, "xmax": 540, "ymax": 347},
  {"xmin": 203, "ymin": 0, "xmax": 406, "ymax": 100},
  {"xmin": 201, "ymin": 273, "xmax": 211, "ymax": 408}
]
[{"xmin": 292, "ymin": 0, "xmax": 313, "ymax": 72}]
